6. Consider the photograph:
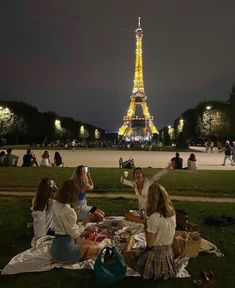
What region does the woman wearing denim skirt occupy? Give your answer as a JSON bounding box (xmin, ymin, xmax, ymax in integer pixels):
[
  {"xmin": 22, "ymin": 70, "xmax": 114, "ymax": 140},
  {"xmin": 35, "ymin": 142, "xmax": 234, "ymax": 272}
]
[{"xmin": 51, "ymin": 180, "xmax": 99, "ymax": 263}]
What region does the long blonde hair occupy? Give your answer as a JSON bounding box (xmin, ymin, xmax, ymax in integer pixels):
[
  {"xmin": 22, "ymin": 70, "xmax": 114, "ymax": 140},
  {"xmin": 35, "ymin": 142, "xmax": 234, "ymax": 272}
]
[{"xmin": 146, "ymin": 183, "xmax": 175, "ymax": 218}]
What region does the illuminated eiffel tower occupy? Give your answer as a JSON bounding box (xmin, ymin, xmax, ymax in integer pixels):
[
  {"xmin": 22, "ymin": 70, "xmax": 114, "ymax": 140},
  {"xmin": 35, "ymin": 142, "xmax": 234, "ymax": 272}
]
[{"xmin": 118, "ymin": 17, "xmax": 158, "ymax": 141}]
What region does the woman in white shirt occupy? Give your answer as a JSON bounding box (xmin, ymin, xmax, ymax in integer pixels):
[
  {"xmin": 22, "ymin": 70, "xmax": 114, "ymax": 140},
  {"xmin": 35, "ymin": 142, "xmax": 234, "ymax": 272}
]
[
  {"xmin": 121, "ymin": 164, "xmax": 171, "ymax": 211},
  {"xmin": 31, "ymin": 178, "xmax": 58, "ymax": 247},
  {"xmin": 124, "ymin": 183, "xmax": 176, "ymax": 280},
  {"xmin": 40, "ymin": 150, "xmax": 51, "ymax": 167},
  {"xmin": 51, "ymin": 180, "xmax": 99, "ymax": 263},
  {"xmin": 186, "ymin": 153, "xmax": 197, "ymax": 170}
]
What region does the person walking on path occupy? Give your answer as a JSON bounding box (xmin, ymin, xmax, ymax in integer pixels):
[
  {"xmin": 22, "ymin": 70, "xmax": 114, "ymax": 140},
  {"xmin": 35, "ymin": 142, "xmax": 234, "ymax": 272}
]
[{"xmin": 222, "ymin": 140, "xmax": 235, "ymax": 166}]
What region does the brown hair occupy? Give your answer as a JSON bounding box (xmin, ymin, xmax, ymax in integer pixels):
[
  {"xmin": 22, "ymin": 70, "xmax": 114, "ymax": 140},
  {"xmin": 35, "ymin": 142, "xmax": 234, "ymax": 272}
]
[
  {"xmin": 133, "ymin": 167, "xmax": 144, "ymax": 178},
  {"xmin": 146, "ymin": 183, "xmax": 175, "ymax": 218},
  {"xmin": 56, "ymin": 180, "xmax": 76, "ymax": 204},
  {"xmin": 33, "ymin": 178, "xmax": 53, "ymax": 211},
  {"xmin": 41, "ymin": 150, "xmax": 50, "ymax": 159}
]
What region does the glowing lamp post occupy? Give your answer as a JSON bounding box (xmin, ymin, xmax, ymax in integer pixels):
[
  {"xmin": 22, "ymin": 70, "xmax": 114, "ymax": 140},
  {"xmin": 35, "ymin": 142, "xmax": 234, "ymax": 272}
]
[{"xmin": 206, "ymin": 106, "xmax": 212, "ymax": 138}]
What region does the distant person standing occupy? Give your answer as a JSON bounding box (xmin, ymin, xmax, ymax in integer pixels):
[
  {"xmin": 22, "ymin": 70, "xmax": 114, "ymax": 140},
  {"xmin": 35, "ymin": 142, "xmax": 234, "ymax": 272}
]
[
  {"xmin": 71, "ymin": 139, "xmax": 76, "ymax": 151},
  {"xmin": 222, "ymin": 140, "xmax": 235, "ymax": 166},
  {"xmin": 171, "ymin": 152, "xmax": 183, "ymax": 169},
  {"xmin": 210, "ymin": 141, "xmax": 214, "ymax": 152}
]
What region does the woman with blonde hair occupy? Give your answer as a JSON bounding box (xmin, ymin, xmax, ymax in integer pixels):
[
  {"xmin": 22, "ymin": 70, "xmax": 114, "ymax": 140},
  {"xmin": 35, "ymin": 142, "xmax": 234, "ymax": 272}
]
[
  {"xmin": 124, "ymin": 183, "xmax": 176, "ymax": 280},
  {"xmin": 40, "ymin": 150, "xmax": 51, "ymax": 167},
  {"xmin": 71, "ymin": 165, "xmax": 104, "ymax": 222}
]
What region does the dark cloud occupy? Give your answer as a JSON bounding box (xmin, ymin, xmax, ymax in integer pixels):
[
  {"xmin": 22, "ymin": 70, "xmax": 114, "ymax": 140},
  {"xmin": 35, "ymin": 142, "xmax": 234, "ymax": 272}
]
[{"xmin": 1, "ymin": 0, "xmax": 235, "ymax": 131}]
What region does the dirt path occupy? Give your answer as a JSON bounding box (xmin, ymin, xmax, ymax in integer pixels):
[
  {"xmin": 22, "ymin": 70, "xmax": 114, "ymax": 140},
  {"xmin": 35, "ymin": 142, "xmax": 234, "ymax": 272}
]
[{"xmin": 1, "ymin": 191, "xmax": 235, "ymax": 203}]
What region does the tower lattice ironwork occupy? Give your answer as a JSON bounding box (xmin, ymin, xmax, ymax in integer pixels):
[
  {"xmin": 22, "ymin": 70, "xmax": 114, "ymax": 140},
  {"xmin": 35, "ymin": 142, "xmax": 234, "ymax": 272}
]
[{"xmin": 118, "ymin": 17, "xmax": 158, "ymax": 141}]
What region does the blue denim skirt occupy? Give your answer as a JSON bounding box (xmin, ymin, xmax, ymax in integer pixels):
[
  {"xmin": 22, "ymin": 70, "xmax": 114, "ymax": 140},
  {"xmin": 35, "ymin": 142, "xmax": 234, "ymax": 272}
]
[{"xmin": 51, "ymin": 234, "xmax": 80, "ymax": 262}]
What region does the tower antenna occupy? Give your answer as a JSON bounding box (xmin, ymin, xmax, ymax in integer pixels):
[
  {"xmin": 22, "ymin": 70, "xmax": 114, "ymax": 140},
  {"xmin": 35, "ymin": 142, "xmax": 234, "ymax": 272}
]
[{"xmin": 138, "ymin": 17, "xmax": 141, "ymax": 28}]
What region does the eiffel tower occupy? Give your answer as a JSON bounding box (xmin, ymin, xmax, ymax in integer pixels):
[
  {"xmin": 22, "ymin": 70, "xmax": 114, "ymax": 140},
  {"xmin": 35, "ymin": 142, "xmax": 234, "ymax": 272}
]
[{"xmin": 118, "ymin": 17, "xmax": 158, "ymax": 141}]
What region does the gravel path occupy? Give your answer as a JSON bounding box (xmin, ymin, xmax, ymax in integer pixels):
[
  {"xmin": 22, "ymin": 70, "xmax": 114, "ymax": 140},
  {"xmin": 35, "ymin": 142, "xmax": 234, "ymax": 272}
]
[
  {"xmin": 1, "ymin": 191, "xmax": 235, "ymax": 203},
  {"xmin": 10, "ymin": 147, "xmax": 235, "ymax": 170}
]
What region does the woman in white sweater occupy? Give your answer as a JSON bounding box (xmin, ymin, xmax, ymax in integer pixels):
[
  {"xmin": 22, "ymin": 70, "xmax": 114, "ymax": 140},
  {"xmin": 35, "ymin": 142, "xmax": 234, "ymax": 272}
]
[
  {"xmin": 31, "ymin": 178, "xmax": 58, "ymax": 247},
  {"xmin": 51, "ymin": 180, "xmax": 99, "ymax": 263}
]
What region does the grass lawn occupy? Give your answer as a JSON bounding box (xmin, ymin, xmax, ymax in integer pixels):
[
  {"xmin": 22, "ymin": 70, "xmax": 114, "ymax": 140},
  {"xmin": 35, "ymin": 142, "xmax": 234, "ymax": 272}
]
[
  {"xmin": 0, "ymin": 167, "xmax": 235, "ymax": 197},
  {"xmin": 0, "ymin": 197, "xmax": 235, "ymax": 288}
]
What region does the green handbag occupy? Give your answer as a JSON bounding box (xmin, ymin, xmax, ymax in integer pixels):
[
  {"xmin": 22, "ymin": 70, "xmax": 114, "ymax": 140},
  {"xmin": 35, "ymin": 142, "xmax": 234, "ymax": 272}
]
[{"xmin": 94, "ymin": 246, "xmax": 127, "ymax": 284}]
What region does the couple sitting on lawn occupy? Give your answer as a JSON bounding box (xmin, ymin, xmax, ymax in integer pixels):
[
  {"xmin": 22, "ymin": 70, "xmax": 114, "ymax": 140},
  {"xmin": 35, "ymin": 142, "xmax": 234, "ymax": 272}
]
[{"xmin": 31, "ymin": 163, "xmax": 177, "ymax": 280}]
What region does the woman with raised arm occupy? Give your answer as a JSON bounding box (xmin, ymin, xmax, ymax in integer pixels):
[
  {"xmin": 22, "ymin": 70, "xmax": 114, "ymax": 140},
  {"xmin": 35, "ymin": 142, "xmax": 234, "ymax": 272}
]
[
  {"xmin": 71, "ymin": 165, "xmax": 104, "ymax": 222},
  {"xmin": 121, "ymin": 163, "xmax": 171, "ymax": 211},
  {"xmin": 124, "ymin": 183, "xmax": 176, "ymax": 280}
]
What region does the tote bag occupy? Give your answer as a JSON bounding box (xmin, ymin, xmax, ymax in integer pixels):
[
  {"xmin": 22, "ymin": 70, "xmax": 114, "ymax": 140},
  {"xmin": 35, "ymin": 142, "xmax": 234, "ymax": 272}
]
[{"xmin": 94, "ymin": 246, "xmax": 126, "ymax": 284}]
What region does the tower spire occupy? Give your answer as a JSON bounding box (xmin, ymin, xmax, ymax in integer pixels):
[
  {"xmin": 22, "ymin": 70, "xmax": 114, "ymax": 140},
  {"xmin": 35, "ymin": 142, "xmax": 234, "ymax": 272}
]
[
  {"xmin": 133, "ymin": 16, "xmax": 144, "ymax": 94},
  {"xmin": 138, "ymin": 16, "xmax": 141, "ymax": 28}
]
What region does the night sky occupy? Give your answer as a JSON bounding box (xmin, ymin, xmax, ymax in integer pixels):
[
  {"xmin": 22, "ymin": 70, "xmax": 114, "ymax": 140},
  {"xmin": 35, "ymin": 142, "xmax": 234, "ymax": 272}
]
[{"xmin": 1, "ymin": 1, "xmax": 235, "ymax": 131}]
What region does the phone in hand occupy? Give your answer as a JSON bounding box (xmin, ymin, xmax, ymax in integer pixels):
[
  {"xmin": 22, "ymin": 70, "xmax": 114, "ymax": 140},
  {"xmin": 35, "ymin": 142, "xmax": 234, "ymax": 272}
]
[
  {"xmin": 83, "ymin": 166, "xmax": 89, "ymax": 173},
  {"xmin": 89, "ymin": 206, "xmax": 97, "ymax": 214},
  {"xmin": 139, "ymin": 209, "xmax": 146, "ymax": 218}
]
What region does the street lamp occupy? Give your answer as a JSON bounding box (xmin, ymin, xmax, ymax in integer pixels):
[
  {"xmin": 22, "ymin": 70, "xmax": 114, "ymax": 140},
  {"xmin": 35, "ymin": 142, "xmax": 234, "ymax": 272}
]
[{"xmin": 206, "ymin": 106, "xmax": 212, "ymax": 138}]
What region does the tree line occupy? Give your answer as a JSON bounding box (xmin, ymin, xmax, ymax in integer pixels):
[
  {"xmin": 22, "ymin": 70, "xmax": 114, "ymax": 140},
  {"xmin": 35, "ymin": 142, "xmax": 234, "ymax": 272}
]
[
  {"xmin": 0, "ymin": 101, "xmax": 105, "ymax": 145},
  {"xmin": 159, "ymin": 83, "xmax": 235, "ymax": 147}
]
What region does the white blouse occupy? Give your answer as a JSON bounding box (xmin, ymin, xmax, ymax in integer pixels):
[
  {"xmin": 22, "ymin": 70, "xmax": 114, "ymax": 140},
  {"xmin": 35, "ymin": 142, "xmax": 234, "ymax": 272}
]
[
  {"xmin": 52, "ymin": 201, "xmax": 85, "ymax": 239},
  {"xmin": 40, "ymin": 158, "xmax": 50, "ymax": 167},
  {"xmin": 146, "ymin": 212, "xmax": 176, "ymax": 246},
  {"xmin": 31, "ymin": 198, "xmax": 54, "ymax": 246},
  {"xmin": 121, "ymin": 169, "xmax": 168, "ymax": 210},
  {"xmin": 187, "ymin": 159, "xmax": 197, "ymax": 170}
]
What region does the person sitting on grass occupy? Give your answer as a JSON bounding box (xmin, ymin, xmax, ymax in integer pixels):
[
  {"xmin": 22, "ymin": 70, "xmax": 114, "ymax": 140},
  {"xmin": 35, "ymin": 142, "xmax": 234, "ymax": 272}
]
[
  {"xmin": 3, "ymin": 148, "xmax": 19, "ymax": 167},
  {"xmin": 123, "ymin": 183, "xmax": 176, "ymax": 280},
  {"xmin": 53, "ymin": 151, "xmax": 63, "ymax": 167},
  {"xmin": 71, "ymin": 165, "xmax": 105, "ymax": 222},
  {"xmin": 119, "ymin": 157, "xmax": 135, "ymax": 169},
  {"xmin": 185, "ymin": 153, "xmax": 197, "ymax": 170},
  {"xmin": 51, "ymin": 180, "xmax": 99, "ymax": 263},
  {"xmin": 171, "ymin": 152, "xmax": 183, "ymax": 169},
  {"xmin": 0, "ymin": 151, "xmax": 5, "ymax": 167},
  {"xmin": 40, "ymin": 150, "xmax": 51, "ymax": 167},
  {"xmin": 31, "ymin": 178, "xmax": 58, "ymax": 247},
  {"xmin": 22, "ymin": 149, "xmax": 38, "ymax": 167}
]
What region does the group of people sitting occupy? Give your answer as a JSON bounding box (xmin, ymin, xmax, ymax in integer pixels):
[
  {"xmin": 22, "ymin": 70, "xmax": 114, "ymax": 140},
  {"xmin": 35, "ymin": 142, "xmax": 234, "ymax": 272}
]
[
  {"xmin": 119, "ymin": 153, "xmax": 197, "ymax": 171},
  {"xmin": 31, "ymin": 163, "xmax": 177, "ymax": 280},
  {"xmin": 0, "ymin": 148, "xmax": 64, "ymax": 167},
  {"xmin": 171, "ymin": 152, "xmax": 197, "ymax": 170},
  {"xmin": 31, "ymin": 165, "xmax": 105, "ymax": 264}
]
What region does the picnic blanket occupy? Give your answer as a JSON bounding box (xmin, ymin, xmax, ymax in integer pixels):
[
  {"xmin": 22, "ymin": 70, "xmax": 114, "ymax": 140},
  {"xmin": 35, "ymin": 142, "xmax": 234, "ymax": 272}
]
[{"xmin": 1, "ymin": 216, "xmax": 221, "ymax": 276}]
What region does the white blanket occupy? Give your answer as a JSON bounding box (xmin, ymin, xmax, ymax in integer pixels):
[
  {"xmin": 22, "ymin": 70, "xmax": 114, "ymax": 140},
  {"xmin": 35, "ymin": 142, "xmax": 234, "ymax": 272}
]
[{"xmin": 1, "ymin": 216, "xmax": 189, "ymax": 277}]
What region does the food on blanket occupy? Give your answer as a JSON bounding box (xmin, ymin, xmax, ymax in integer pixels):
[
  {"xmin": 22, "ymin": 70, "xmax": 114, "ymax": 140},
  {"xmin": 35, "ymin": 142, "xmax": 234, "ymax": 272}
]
[{"xmin": 84, "ymin": 230, "xmax": 106, "ymax": 243}]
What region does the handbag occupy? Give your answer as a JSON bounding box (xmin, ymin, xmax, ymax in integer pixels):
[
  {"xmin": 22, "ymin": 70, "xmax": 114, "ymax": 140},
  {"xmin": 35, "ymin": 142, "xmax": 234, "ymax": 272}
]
[
  {"xmin": 94, "ymin": 246, "xmax": 127, "ymax": 284},
  {"xmin": 172, "ymin": 231, "xmax": 201, "ymax": 258}
]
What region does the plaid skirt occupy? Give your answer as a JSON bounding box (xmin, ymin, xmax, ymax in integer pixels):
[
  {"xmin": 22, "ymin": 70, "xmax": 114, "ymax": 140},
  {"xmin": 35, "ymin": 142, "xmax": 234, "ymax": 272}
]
[{"xmin": 135, "ymin": 245, "xmax": 176, "ymax": 280}]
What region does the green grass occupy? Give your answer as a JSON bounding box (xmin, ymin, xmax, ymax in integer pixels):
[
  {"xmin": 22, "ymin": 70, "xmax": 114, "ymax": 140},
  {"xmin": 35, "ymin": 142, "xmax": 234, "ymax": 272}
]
[
  {"xmin": 0, "ymin": 168, "xmax": 235, "ymax": 197},
  {"xmin": 0, "ymin": 197, "xmax": 235, "ymax": 287}
]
